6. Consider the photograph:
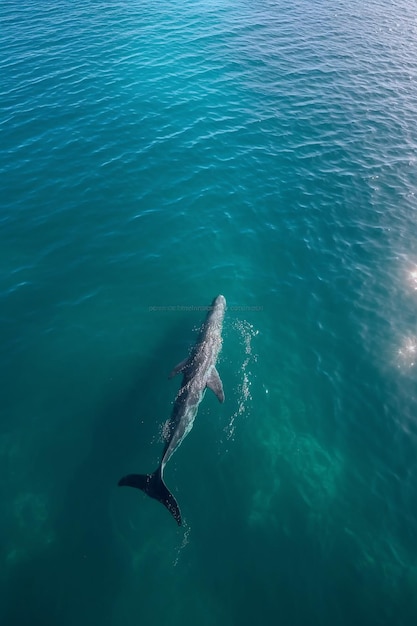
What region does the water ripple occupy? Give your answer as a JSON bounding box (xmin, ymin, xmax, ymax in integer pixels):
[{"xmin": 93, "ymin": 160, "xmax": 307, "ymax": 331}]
[{"xmin": 2, "ymin": 0, "xmax": 417, "ymax": 624}]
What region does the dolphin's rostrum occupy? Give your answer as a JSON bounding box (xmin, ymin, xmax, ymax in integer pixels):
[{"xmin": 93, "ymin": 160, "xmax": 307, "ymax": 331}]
[{"xmin": 118, "ymin": 295, "xmax": 226, "ymax": 525}]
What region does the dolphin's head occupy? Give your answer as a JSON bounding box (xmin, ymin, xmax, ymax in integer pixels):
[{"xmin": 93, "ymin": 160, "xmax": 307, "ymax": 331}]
[
  {"xmin": 211, "ymin": 294, "xmax": 226, "ymax": 312},
  {"xmin": 208, "ymin": 294, "xmax": 226, "ymax": 324},
  {"xmin": 212, "ymin": 294, "xmax": 226, "ymax": 309}
]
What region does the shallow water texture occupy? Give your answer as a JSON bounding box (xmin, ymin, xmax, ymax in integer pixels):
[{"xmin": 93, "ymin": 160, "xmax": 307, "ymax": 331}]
[{"xmin": 2, "ymin": 0, "xmax": 417, "ymax": 624}]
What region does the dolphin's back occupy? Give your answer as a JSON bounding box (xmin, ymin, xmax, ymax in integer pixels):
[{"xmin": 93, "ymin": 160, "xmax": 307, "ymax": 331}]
[
  {"xmin": 119, "ymin": 467, "xmax": 181, "ymax": 525},
  {"xmin": 118, "ymin": 295, "xmax": 226, "ymax": 526}
]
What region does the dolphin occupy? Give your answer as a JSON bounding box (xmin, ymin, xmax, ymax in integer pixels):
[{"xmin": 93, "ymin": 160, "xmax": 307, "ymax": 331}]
[{"xmin": 118, "ymin": 294, "xmax": 226, "ymax": 525}]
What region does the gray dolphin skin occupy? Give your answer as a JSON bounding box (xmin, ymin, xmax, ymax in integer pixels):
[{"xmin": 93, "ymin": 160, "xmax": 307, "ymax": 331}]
[{"xmin": 118, "ymin": 294, "xmax": 226, "ymax": 525}]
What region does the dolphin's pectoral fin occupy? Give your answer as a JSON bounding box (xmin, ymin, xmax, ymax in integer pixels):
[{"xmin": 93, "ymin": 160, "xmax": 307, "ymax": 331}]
[
  {"xmin": 207, "ymin": 367, "xmax": 225, "ymax": 403},
  {"xmin": 168, "ymin": 358, "xmax": 190, "ymax": 379}
]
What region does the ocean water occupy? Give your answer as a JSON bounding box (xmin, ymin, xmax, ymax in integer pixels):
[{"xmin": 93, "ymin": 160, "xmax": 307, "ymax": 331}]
[{"xmin": 1, "ymin": 0, "xmax": 417, "ymax": 624}]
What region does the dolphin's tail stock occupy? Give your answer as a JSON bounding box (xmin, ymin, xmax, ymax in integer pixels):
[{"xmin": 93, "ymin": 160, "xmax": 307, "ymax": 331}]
[{"xmin": 118, "ymin": 466, "xmax": 182, "ymax": 526}]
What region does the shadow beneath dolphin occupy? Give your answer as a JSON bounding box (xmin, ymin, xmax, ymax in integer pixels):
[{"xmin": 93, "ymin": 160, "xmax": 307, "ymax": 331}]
[{"xmin": 0, "ymin": 319, "xmax": 190, "ymax": 626}]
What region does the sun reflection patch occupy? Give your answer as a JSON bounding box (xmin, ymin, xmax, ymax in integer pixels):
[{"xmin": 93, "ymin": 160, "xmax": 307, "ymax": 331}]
[
  {"xmin": 406, "ymin": 267, "xmax": 417, "ymax": 291},
  {"xmin": 397, "ymin": 336, "xmax": 417, "ymax": 369}
]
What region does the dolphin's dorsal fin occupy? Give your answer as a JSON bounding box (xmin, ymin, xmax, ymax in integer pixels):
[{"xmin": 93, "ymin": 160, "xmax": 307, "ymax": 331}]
[
  {"xmin": 207, "ymin": 367, "xmax": 225, "ymax": 403},
  {"xmin": 168, "ymin": 357, "xmax": 189, "ymax": 379}
]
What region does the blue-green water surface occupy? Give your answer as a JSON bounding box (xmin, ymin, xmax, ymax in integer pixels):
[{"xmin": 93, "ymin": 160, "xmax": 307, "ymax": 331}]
[{"xmin": 2, "ymin": 1, "xmax": 417, "ymax": 624}]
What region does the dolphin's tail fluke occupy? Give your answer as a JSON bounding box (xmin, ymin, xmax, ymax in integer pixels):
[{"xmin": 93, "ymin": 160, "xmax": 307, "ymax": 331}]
[{"xmin": 118, "ymin": 467, "xmax": 182, "ymax": 526}]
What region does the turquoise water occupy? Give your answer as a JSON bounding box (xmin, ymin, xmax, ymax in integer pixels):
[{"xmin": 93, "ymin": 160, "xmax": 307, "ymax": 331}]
[{"xmin": 2, "ymin": 0, "xmax": 417, "ymax": 623}]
